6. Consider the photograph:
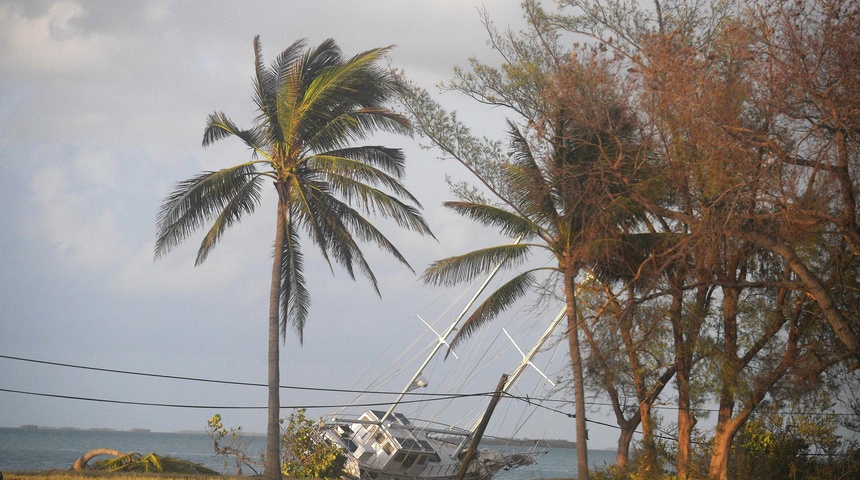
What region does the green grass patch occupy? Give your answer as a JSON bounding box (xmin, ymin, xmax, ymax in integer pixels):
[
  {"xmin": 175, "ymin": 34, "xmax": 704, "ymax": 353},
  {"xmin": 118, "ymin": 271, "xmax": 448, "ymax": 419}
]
[{"xmin": 3, "ymin": 472, "xmax": 233, "ymax": 480}]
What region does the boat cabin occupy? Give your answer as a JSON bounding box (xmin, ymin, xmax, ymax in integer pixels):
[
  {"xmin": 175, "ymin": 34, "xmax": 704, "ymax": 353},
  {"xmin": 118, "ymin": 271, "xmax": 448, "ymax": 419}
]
[{"xmin": 325, "ymin": 410, "xmax": 459, "ymax": 478}]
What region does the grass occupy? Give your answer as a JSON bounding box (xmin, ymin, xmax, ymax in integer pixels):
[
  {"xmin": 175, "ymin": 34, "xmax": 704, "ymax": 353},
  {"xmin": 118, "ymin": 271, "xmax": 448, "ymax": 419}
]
[
  {"xmin": 1, "ymin": 473, "xmax": 321, "ymax": 480},
  {"xmin": 2, "ymin": 472, "xmax": 235, "ymax": 480}
]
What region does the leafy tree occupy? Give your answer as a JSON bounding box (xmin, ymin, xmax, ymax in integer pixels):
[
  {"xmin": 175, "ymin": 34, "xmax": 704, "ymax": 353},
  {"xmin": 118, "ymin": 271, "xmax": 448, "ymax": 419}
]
[
  {"xmin": 552, "ymin": 1, "xmax": 860, "ymax": 478},
  {"xmin": 281, "ymin": 409, "xmax": 345, "ymax": 479},
  {"xmin": 155, "ymin": 36, "xmax": 432, "ymax": 480}
]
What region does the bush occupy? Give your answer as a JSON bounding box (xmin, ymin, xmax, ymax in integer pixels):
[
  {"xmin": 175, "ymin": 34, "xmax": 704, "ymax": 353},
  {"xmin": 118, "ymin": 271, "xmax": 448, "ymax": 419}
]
[{"xmin": 281, "ymin": 409, "xmax": 345, "ymax": 479}]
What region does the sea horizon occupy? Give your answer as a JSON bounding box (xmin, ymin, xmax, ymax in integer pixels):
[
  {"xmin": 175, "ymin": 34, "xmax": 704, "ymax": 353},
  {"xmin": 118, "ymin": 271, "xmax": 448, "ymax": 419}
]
[
  {"xmin": 1, "ymin": 424, "xmax": 610, "ymax": 450},
  {"xmin": 0, "ymin": 427, "xmax": 617, "ymax": 477}
]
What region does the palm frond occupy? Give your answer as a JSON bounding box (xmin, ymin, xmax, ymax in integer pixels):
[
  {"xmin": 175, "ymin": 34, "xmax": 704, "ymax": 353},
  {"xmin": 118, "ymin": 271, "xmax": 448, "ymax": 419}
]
[
  {"xmin": 350, "ymin": 108, "xmax": 412, "ymax": 136},
  {"xmin": 155, "ymin": 164, "xmax": 261, "ymax": 260},
  {"xmin": 321, "ymin": 193, "xmax": 416, "ymax": 273},
  {"xmin": 294, "ymin": 48, "xmax": 402, "ymax": 148},
  {"xmin": 506, "ymin": 122, "xmax": 558, "ymax": 224},
  {"xmin": 300, "ymin": 46, "xmax": 390, "ymax": 112},
  {"xmin": 318, "ymin": 171, "xmax": 432, "ymax": 236},
  {"xmin": 195, "ymin": 172, "xmax": 264, "ymax": 265},
  {"xmin": 448, "ymin": 271, "xmax": 536, "ymax": 354},
  {"xmin": 588, "ymin": 232, "xmax": 682, "ymax": 286},
  {"xmin": 287, "ymin": 176, "xmax": 337, "ymax": 271},
  {"xmin": 302, "ymin": 108, "xmax": 412, "ymax": 153},
  {"xmin": 271, "ymin": 38, "xmax": 309, "ymax": 90},
  {"xmin": 293, "ymin": 186, "xmax": 386, "ymax": 294},
  {"xmin": 276, "ymin": 73, "xmax": 303, "ymax": 157},
  {"xmin": 314, "ymin": 145, "xmax": 407, "ymax": 178},
  {"xmin": 280, "ymin": 216, "xmax": 310, "ymax": 343},
  {"xmin": 203, "ymin": 112, "xmax": 269, "ymax": 158},
  {"xmin": 252, "ymin": 35, "xmax": 280, "ymax": 134},
  {"xmin": 297, "ymin": 38, "xmax": 342, "ymax": 90},
  {"xmin": 304, "ymin": 109, "xmax": 411, "ymax": 154},
  {"xmin": 444, "ymin": 201, "xmax": 539, "ymax": 238},
  {"xmin": 422, "ymin": 243, "xmax": 532, "ymax": 286}
]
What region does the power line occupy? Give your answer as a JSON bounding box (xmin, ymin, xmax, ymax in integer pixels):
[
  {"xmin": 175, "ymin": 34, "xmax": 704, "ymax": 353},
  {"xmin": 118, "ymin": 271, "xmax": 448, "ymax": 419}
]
[
  {"xmin": 0, "ymin": 387, "xmax": 491, "ymax": 410},
  {"xmin": 3, "ymin": 354, "xmax": 854, "ymax": 423},
  {"xmin": 0, "ymin": 354, "xmax": 468, "ymax": 397},
  {"xmin": 510, "ymin": 393, "xmax": 860, "ymax": 418}
]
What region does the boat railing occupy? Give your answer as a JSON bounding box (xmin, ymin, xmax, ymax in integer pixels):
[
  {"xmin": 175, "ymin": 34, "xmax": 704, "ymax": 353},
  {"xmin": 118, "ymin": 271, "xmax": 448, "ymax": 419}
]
[{"xmin": 322, "ymin": 415, "xmax": 472, "ymax": 438}]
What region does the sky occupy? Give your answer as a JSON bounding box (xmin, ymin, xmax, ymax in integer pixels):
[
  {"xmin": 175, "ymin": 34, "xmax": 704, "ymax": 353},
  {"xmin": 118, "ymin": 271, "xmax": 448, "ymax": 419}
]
[{"xmin": 0, "ymin": 0, "xmax": 622, "ymax": 449}]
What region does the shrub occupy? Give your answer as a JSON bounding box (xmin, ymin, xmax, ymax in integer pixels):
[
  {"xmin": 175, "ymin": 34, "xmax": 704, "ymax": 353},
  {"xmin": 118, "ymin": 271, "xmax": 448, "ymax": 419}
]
[{"xmin": 281, "ymin": 409, "xmax": 346, "ymax": 479}]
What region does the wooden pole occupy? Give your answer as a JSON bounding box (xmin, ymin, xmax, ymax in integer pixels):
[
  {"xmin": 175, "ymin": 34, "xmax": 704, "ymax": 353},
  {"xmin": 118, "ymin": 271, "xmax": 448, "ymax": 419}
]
[{"xmin": 455, "ymin": 373, "xmax": 509, "ymax": 480}]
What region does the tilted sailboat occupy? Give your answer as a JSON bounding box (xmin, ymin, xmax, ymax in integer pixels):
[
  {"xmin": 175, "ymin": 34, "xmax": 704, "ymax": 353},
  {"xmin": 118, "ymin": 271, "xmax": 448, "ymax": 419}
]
[{"xmin": 315, "ymin": 248, "xmax": 567, "ymax": 480}]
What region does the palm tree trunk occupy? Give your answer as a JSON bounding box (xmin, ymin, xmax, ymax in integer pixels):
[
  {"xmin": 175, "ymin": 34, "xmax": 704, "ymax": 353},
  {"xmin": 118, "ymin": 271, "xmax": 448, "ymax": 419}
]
[
  {"xmin": 564, "ymin": 272, "xmax": 589, "ymax": 480},
  {"xmin": 264, "ymin": 200, "xmax": 287, "ymax": 480}
]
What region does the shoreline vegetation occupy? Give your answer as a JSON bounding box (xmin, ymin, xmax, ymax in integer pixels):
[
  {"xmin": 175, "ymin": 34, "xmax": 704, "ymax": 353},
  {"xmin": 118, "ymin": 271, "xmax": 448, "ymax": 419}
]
[
  {"xmin": 1, "ymin": 473, "xmax": 574, "ymax": 480},
  {"xmin": 4, "ymin": 473, "xmax": 242, "ymax": 480}
]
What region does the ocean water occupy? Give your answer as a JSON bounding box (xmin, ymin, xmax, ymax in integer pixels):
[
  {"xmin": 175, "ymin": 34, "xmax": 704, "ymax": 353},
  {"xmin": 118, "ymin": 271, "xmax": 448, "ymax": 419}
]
[{"xmin": 0, "ymin": 427, "xmax": 615, "ymax": 478}]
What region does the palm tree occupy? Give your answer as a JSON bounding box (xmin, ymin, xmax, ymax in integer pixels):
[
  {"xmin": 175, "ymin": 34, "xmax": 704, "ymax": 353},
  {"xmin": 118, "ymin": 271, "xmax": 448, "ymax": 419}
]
[
  {"xmin": 155, "ymin": 36, "xmax": 432, "ymax": 480},
  {"xmin": 422, "ymin": 63, "xmax": 647, "ymax": 480}
]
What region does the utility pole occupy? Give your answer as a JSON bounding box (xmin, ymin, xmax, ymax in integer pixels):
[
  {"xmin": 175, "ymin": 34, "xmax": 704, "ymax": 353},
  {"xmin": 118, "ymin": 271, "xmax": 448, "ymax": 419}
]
[{"xmin": 455, "ymin": 373, "xmax": 509, "ymax": 480}]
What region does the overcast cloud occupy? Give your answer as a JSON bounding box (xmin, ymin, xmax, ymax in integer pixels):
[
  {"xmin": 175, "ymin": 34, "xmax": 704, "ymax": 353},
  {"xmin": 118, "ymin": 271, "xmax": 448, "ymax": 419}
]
[{"xmin": 0, "ymin": 0, "xmax": 620, "ymax": 449}]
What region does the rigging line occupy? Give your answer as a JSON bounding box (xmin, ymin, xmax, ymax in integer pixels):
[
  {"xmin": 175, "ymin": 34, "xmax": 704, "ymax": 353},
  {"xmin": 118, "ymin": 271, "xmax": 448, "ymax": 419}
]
[
  {"xmin": 0, "ymin": 354, "xmax": 469, "ymax": 398},
  {"xmin": 337, "ymin": 334, "xmax": 436, "ymax": 416},
  {"xmin": 353, "ymin": 279, "xmax": 476, "ymax": 397},
  {"xmin": 0, "ymin": 387, "xmax": 495, "ymax": 410},
  {"xmin": 344, "ymin": 313, "xmax": 422, "ymax": 396}
]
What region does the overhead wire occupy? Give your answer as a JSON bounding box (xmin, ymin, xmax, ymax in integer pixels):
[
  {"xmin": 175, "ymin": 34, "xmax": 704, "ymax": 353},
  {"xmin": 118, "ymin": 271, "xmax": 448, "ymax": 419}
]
[
  {"xmin": 0, "ymin": 386, "xmax": 492, "ymax": 411},
  {"xmin": 3, "ymin": 352, "xmax": 855, "ymax": 452},
  {"xmin": 4, "ymin": 354, "xmax": 854, "ymax": 418},
  {"xmin": 0, "ymin": 354, "xmax": 462, "ymax": 398}
]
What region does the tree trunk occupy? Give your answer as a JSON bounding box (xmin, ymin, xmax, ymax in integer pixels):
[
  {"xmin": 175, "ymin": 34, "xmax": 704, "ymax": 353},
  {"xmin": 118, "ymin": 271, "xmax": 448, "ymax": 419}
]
[
  {"xmin": 616, "ymin": 423, "xmax": 635, "ymax": 469},
  {"xmin": 564, "ymin": 272, "xmax": 589, "ymax": 480},
  {"xmin": 676, "ymin": 387, "xmax": 696, "ymax": 479},
  {"xmin": 708, "ymin": 422, "xmax": 736, "ymax": 480},
  {"xmin": 708, "ymin": 286, "xmax": 740, "ymax": 480},
  {"xmin": 71, "ymin": 449, "xmax": 124, "ymax": 470},
  {"xmin": 619, "ymin": 304, "xmax": 658, "ymax": 476},
  {"xmin": 672, "ymin": 281, "xmax": 707, "ymax": 478},
  {"xmin": 264, "ymin": 200, "xmax": 288, "ymax": 480},
  {"xmin": 671, "ymin": 284, "xmax": 691, "ymax": 478},
  {"xmin": 674, "ymin": 317, "xmax": 693, "ymax": 479},
  {"xmin": 639, "ymin": 402, "xmax": 657, "ymax": 477},
  {"xmin": 579, "ymin": 296, "xmax": 636, "ymax": 471}
]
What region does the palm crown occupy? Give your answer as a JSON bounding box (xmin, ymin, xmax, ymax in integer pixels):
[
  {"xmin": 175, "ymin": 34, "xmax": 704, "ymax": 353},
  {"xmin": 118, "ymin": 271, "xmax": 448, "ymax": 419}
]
[
  {"xmin": 155, "ymin": 36, "xmax": 432, "ymax": 341},
  {"xmin": 423, "ymin": 102, "xmax": 648, "ymax": 349}
]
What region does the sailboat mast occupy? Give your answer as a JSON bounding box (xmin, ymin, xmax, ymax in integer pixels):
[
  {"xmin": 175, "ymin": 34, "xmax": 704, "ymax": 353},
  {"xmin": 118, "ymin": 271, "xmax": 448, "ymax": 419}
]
[
  {"xmin": 380, "ymin": 238, "xmax": 523, "ymax": 423},
  {"xmin": 452, "ymin": 306, "xmax": 566, "ymax": 457},
  {"xmin": 502, "ymin": 306, "xmax": 566, "ymax": 391}
]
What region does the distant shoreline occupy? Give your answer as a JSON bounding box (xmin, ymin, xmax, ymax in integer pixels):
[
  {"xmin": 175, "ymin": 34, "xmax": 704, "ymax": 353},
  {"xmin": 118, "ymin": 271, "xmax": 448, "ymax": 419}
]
[
  {"xmin": 6, "ymin": 425, "xmax": 584, "ymax": 448},
  {"xmin": 6, "ymin": 425, "xmax": 212, "ymax": 434}
]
